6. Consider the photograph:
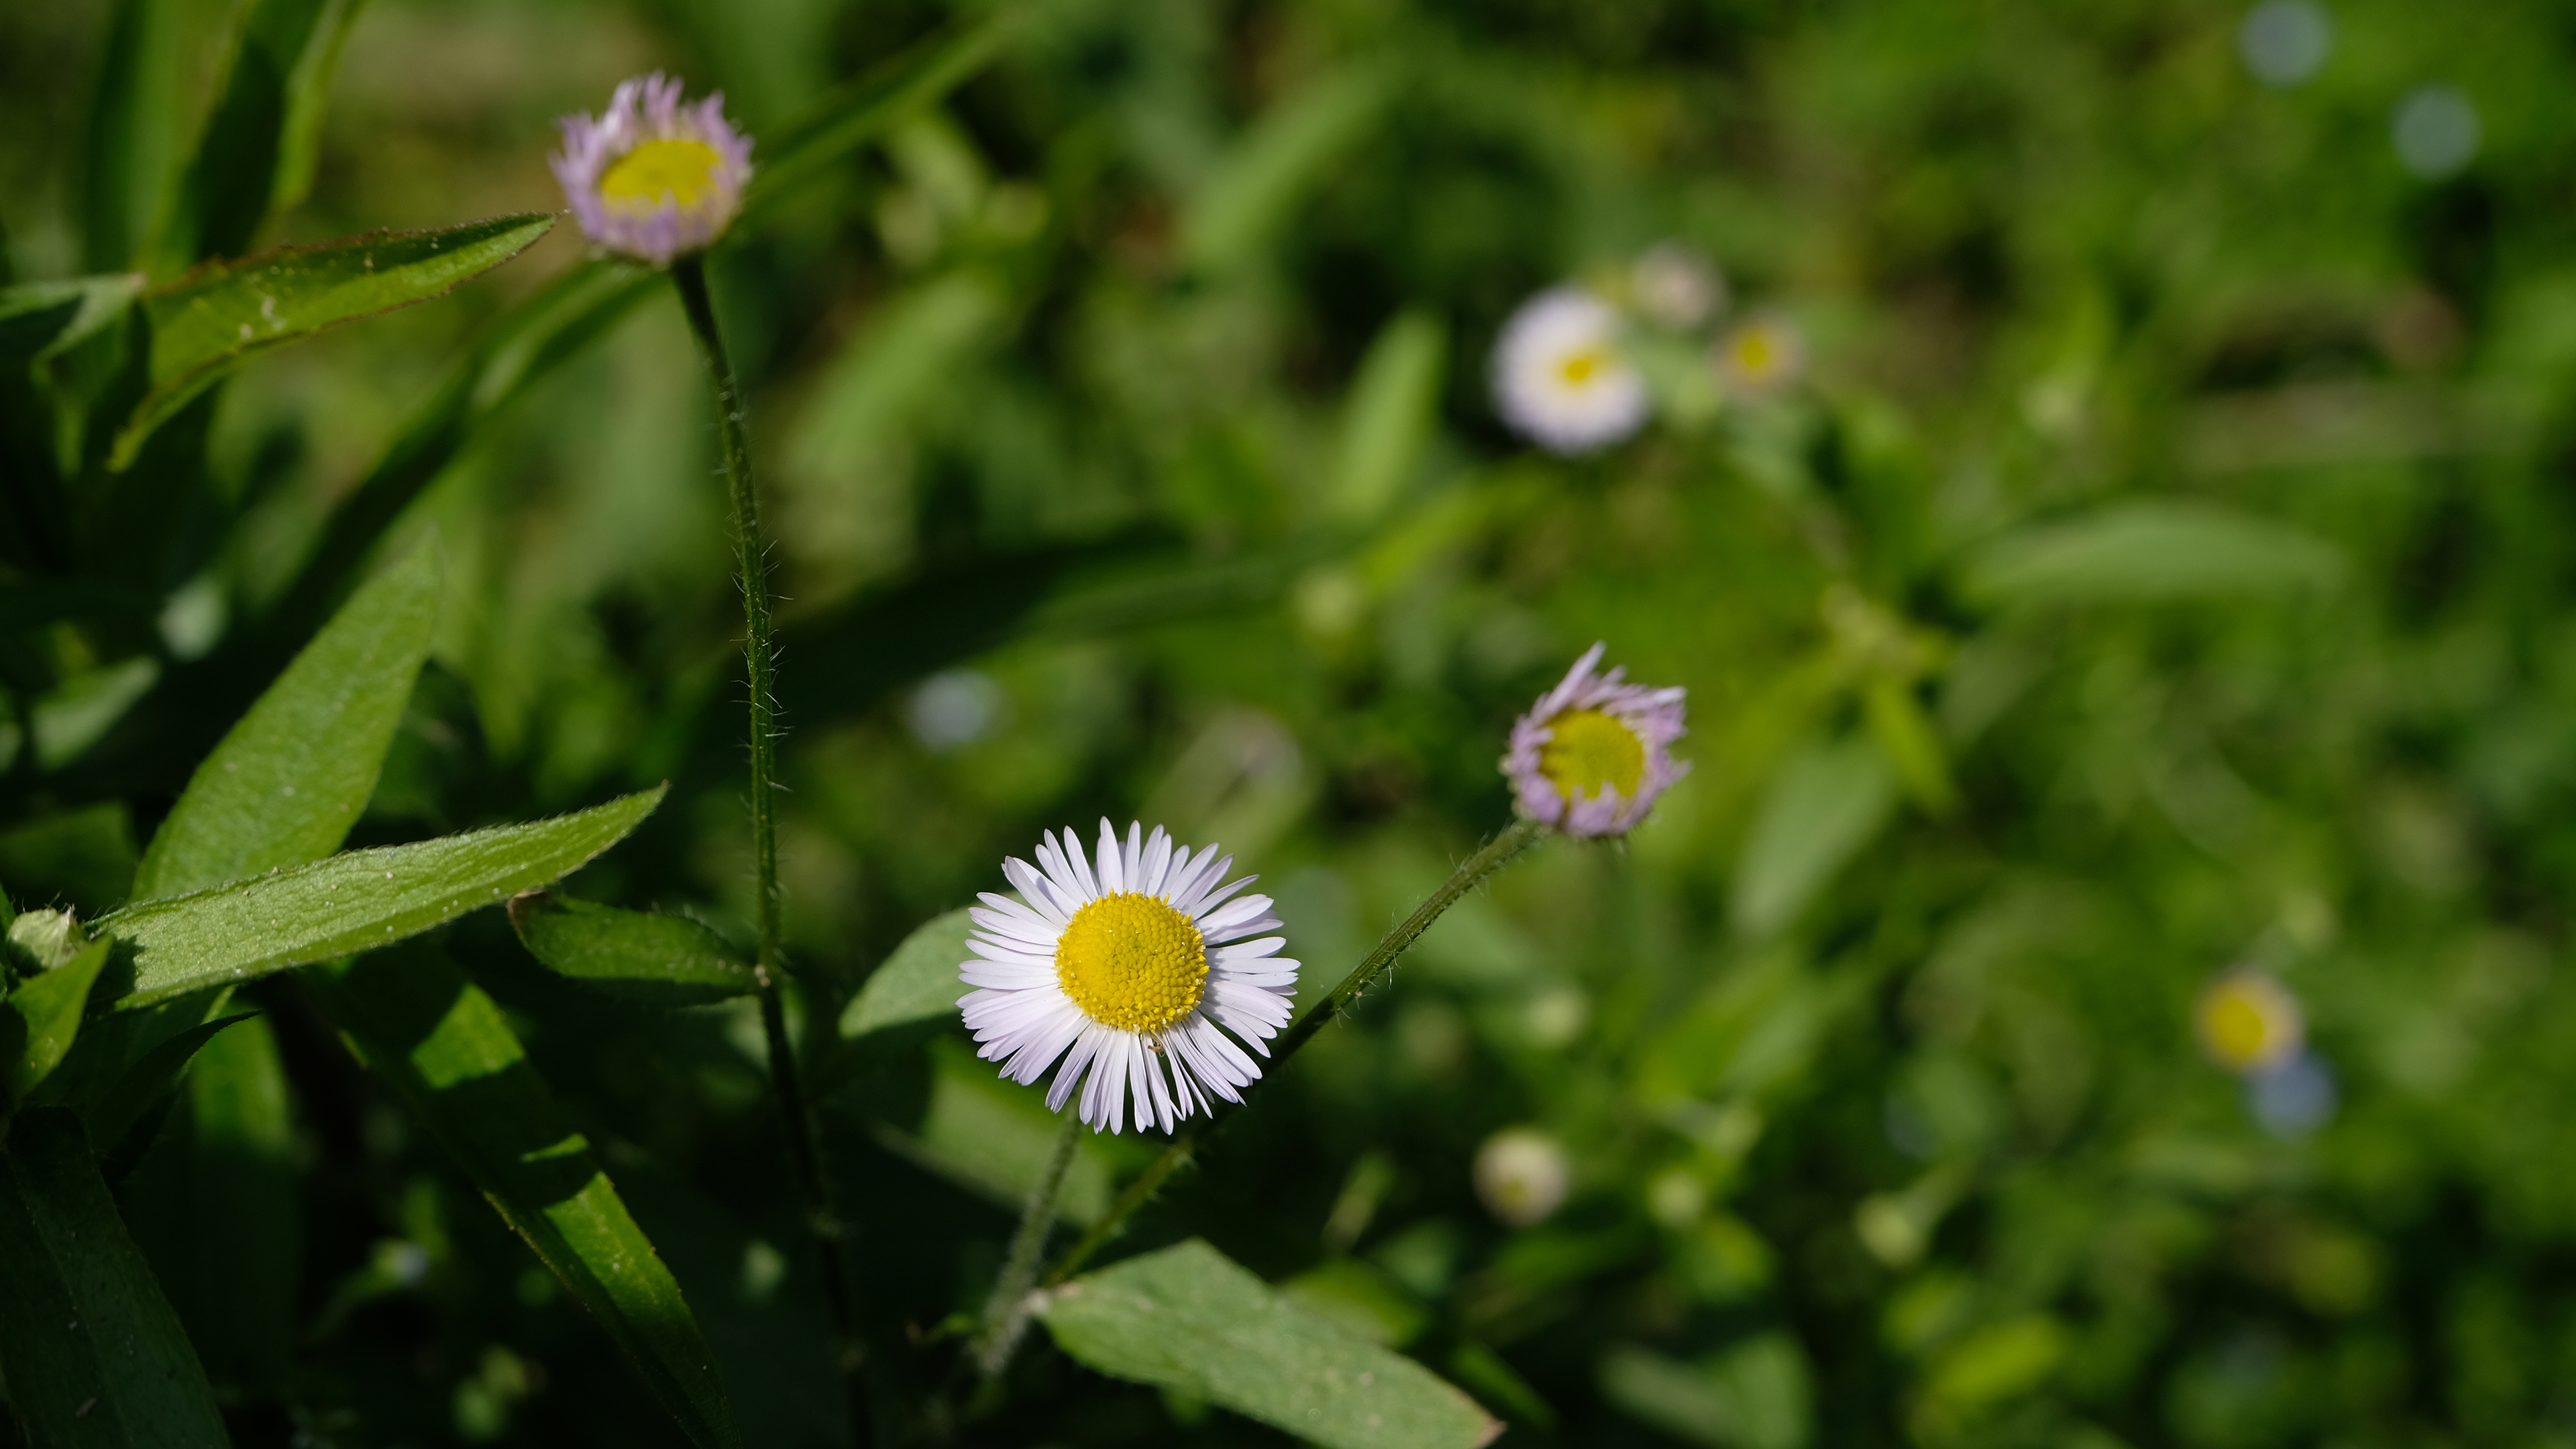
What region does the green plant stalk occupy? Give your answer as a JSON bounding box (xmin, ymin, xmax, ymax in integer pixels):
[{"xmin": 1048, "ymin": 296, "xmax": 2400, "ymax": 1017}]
[
  {"xmin": 1036, "ymin": 816, "xmax": 1544, "ymax": 1290},
  {"xmin": 672, "ymin": 257, "xmax": 870, "ymax": 1440},
  {"xmin": 975, "ymin": 1112, "xmax": 1082, "ymax": 1379}
]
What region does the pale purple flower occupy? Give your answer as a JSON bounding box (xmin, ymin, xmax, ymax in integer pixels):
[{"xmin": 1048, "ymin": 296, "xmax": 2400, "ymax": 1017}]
[
  {"xmin": 551, "ymin": 74, "xmax": 753, "ymax": 266},
  {"xmin": 1503, "ymin": 643, "xmax": 1688, "ymax": 837}
]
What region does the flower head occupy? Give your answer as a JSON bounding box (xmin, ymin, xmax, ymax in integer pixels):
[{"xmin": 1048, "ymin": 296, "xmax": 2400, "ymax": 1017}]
[
  {"xmin": 1503, "ymin": 643, "xmax": 1688, "ymax": 837},
  {"xmin": 1491, "ymin": 287, "xmax": 1649, "ymax": 454},
  {"xmin": 2196, "ymin": 971, "xmax": 2304, "ymax": 1075},
  {"xmin": 1713, "ymin": 313, "xmax": 1806, "ymax": 398},
  {"xmin": 1474, "ymin": 1127, "xmax": 1570, "ymax": 1228},
  {"xmin": 552, "ymin": 74, "xmax": 753, "ymax": 266},
  {"xmin": 1628, "ymin": 242, "xmax": 1725, "ymax": 330},
  {"xmin": 959, "ymin": 820, "xmax": 1299, "ymax": 1134}
]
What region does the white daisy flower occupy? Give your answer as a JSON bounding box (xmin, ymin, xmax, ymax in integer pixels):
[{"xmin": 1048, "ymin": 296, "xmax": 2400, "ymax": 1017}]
[
  {"xmin": 1491, "ymin": 286, "xmax": 1650, "ymax": 455},
  {"xmin": 1503, "ymin": 642, "xmax": 1690, "ymax": 837},
  {"xmin": 959, "ymin": 820, "xmax": 1299, "ymax": 1134}
]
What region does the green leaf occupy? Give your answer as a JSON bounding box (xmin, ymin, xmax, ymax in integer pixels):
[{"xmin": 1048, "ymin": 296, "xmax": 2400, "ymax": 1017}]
[
  {"xmin": 306, "ymin": 945, "xmax": 739, "ymax": 1449},
  {"xmin": 0, "ymin": 1108, "xmax": 229, "ymax": 1448},
  {"xmin": 113, "ymin": 213, "xmax": 556, "ymax": 470},
  {"xmin": 1328, "ymin": 311, "xmax": 1446, "ymax": 527},
  {"xmin": 1730, "ymin": 736, "xmax": 1898, "ymax": 940},
  {"xmin": 1959, "ymin": 501, "xmax": 2344, "ymax": 606},
  {"xmin": 507, "ymin": 892, "xmax": 754, "ymax": 1007},
  {"xmin": 1599, "ymin": 1334, "xmax": 1815, "ymax": 1449},
  {"xmin": 80, "ymin": 0, "xmax": 187, "ymax": 271},
  {"xmin": 1039, "ymin": 1238, "xmax": 1501, "ymax": 1449},
  {"xmin": 79, "ymin": 1010, "xmax": 258, "ymax": 1166},
  {"xmin": 155, "ymin": 0, "xmax": 330, "ymax": 268},
  {"xmin": 0, "ymin": 275, "xmax": 145, "ymax": 366},
  {"xmin": 748, "ymin": 15, "xmax": 1018, "ymax": 213},
  {"xmin": 92, "ymin": 785, "xmax": 665, "ymax": 1011},
  {"xmin": 1182, "ymin": 63, "xmax": 1395, "ymax": 274},
  {"xmin": 136, "ymin": 537, "xmax": 441, "ymax": 900},
  {"xmin": 3, "ymin": 941, "xmax": 111, "ymax": 1106},
  {"xmin": 836, "ymin": 908, "xmax": 971, "ymax": 1050},
  {"xmin": 871, "ymin": 1038, "xmax": 1120, "ymax": 1226}
]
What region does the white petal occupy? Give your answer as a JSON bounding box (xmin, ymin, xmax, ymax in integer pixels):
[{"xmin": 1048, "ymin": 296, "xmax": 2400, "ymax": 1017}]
[{"xmin": 1141, "ymin": 828, "xmax": 1174, "ymax": 897}]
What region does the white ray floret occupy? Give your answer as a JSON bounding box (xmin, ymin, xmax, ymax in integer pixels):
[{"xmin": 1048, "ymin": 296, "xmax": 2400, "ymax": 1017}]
[{"xmin": 959, "ymin": 820, "xmax": 1299, "ymax": 1134}]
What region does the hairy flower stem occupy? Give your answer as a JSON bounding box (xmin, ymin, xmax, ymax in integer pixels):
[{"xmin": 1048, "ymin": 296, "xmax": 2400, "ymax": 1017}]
[
  {"xmin": 674, "ymin": 257, "xmax": 871, "ymax": 1442},
  {"xmin": 974, "ymin": 1113, "xmax": 1082, "ymax": 1384},
  {"xmin": 1032, "ymin": 817, "xmax": 1545, "ymax": 1293}
]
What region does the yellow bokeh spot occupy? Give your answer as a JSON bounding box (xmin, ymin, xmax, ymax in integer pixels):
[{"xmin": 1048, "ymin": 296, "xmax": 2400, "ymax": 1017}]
[
  {"xmin": 1057, "ymin": 892, "xmax": 1208, "ymax": 1035},
  {"xmin": 1538, "ymin": 708, "xmax": 1646, "ymax": 804},
  {"xmin": 1733, "ymin": 330, "xmax": 1777, "ymax": 376},
  {"xmin": 1558, "ymin": 347, "xmax": 1607, "ymax": 386},
  {"xmin": 2197, "ymin": 975, "xmax": 2301, "ymax": 1072},
  {"xmin": 600, "ymin": 139, "xmax": 724, "ymax": 211}
]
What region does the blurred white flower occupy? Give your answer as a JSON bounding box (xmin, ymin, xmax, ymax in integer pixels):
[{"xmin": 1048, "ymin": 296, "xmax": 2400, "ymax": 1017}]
[
  {"xmin": 1713, "ymin": 313, "xmax": 1807, "ymax": 398},
  {"xmin": 1491, "ymin": 288, "xmax": 1649, "ymax": 454},
  {"xmin": 1629, "ymin": 243, "xmax": 1726, "ymax": 329},
  {"xmin": 1474, "ymin": 1126, "xmax": 1571, "ymax": 1227},
  {"xmin": 2239, "ymin": 1, "xmax": 2331, "ymax": 88},
  {"xmin": 907, "ymin": 668, "xmax": 1004, "ymax": 750},
  {"xmin": 2393, "ymin": 87, "xmax": 2479, "ymax": 180},
  {"xmin": 959, "ymin": 821, "xmax": 1299, "ymax": 1134}
]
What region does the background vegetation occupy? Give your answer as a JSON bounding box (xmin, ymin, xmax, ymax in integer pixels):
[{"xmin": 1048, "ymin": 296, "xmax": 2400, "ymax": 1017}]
[{"xmin": 7, "ymin": 0, "xmax": 2576, "ymax": 1444}]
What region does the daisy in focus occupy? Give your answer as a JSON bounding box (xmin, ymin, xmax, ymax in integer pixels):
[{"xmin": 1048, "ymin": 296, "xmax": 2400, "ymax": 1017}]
[
  {"xmin": 1491, "ymin": 287, "xmax": 1650, "ymax": 454},
  {"xmin": 1713, "ymin": 313, "xmax": 1807, "ymax": 398},
  {"xmin": 1503, "ymin": 643, "xmax": 1688, "ymax": 837},
  {"xmin": 959, "ymin": 821, "xmax": 1299, "ymax": 1134},
  {"xmin": 2196, "ymin": 971, "xmax": 2304, "ymax": 1075},
  {"xmin": 552, "ymin": 74, "xmax": 753, "ymax": 267}
]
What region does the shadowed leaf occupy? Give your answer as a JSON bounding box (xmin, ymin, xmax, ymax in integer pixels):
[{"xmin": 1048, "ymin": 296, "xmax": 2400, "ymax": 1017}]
[{"xmin": 508, "ymin": 892, "xmax": 755, "ymax": 1007}]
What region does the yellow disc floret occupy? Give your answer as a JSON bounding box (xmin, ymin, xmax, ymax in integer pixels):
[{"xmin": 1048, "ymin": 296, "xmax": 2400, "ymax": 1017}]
[
  {"xmin": 1056, "ymin": 892, "xmax": 1208, "ymax": 1034},
  {"xmin": 1538, "ymin": 708, "xmax": 1646, "ymax": 804},
  {"xmin": 600, "ymin": 138, "xmax": 724, "ymax": 212},
  {"xmin": 1558, "ymin": 347, "xmax": 1607, "ymax": 386},
  {"xmin": 2196, "ymin": 975, "xmax": 2301, "ymax": 1072}
]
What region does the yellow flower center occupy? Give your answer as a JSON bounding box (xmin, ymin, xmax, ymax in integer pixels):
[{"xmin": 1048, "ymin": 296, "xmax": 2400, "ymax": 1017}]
[
  {"xmin": 2198, "ymin": 980, "xmax": 2294, "ymax": 1070},
  {"xmin": 1558, "ymin": 347, "xmax": 1608, "ymax": 386},
  {"xmin": 600, "ymin": 138, "xmax": 724, "ymax": 211},
  {"xmin": 1733, "ymin": 330, "xmax": 1776, "ymax": 376},
  {"xmin": 1056, "ymin": 892, "xmax": 1208, "ymax": 1034},
  {"xmin": 1538, "ymin": 708, "xmax": 1646, "ymax": 803}
]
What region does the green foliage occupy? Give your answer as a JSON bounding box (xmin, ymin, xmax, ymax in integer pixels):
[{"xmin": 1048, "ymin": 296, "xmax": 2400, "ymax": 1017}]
[
  {"xmin": 307, "ymin": 945, "xmax": 738, "ymax": 1449},
  {"xmin": 508, "ymin": 892, "xmax": 754, "ymax": 1006},
  {"xmin": 96, "ymin": 786, "xmax": 664, "ymax": 1008},
  {"xmin": 136, "ymin": 535, "xmax": 440, "ymax": 897},
  {"xmin": 1, "ymin": 941, "xmax": 111, "ymax": 1107},
  {"xmin": 117, "ymin": 214, "xmax": 555, "ymax": 468},
  {"xmin": 0, "ymin": 1109, "xmax": 227, "ymax": 1448},
  {"xmin": 1040, "ymin": 1238, "xmax": 1501, "ymax": 1449}
]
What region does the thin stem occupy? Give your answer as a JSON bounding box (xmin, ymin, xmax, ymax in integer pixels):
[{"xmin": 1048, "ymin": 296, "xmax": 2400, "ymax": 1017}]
[
  {"xmin": 673, "ymin": 256, "xmax": 871, "ymax": 1442},
  {"xmin": 975, "ymin": 1113, "xmax": 1082, "ymax": 1379},
  {"xmin": 1036, "ymin": 817, "xmax": 1544, "ymax": 1289}
]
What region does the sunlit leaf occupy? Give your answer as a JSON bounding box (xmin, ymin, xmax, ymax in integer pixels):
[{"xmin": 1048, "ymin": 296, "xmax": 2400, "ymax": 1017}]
[
  {"xmin": 1959, "ymin": 501, "xmax": 2344, "ymax": 606},
  {"xmin": 0, "ymin": 275, "xmax": 144, "ymax": 366},
  {"xmin": 2, "ymin": 940, "xmax": 111, "ymax": 1106},
  {"xmin": 1039, "ymin": 1238, "xmax": 1501, "ymax": 1449},
  {"xmin": 508, "ymin": 892, "xmax": 754, "ymax": 1006},
  {"xmin": 836, "ymin": 907, "xmax": 971, "ymax": 1053},
  {"xmin": 0, "ymin": 1109, "xmax": 228, "ymax": 1448},
  {"xmin": 93, "ymin": 786, "xmax": 665, "ymax": 1010},
  {"xmin": 307, "ymin": 944, "xmax": 739, "ymax": 1449},
  {"xmin": 136, "ymin": 536, "xmax": 441, "ymax": 899},
  {"xmin": 112, "ymin": 213, "xmax": 556, "ymax": 469}
]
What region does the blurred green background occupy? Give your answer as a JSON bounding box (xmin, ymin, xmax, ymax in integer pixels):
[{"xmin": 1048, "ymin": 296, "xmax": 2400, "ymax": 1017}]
[{"xmin": 9, "ymin": 0, "xmax": 2576, "ymax": 1444}]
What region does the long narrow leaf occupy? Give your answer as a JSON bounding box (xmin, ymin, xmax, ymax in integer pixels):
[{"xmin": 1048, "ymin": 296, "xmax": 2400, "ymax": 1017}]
[
  {"xmin": 0, "ymin": 1109, "xmax": 229, "ymax": 1448},
  {"xmin": 136, "ymin": 535, "xmax": 441, "ymax": 898},
  {"xmin": 80, "ymin": 0, "xmax": 186, "ymax": 271},
  {"xmin": 154, "ymin": 0, "xmax": 330, "ymax": 269},
  {"xmin": 93, "ymin": 785, "xmax": 665, "ymax": 1010},
  {"xmin": 113, "ymin": 213, "xmax": 556, "ymax": 468},
  {"xmin": 307, "ymin": 945, "xmax": 739, "ymax": 1449}
]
